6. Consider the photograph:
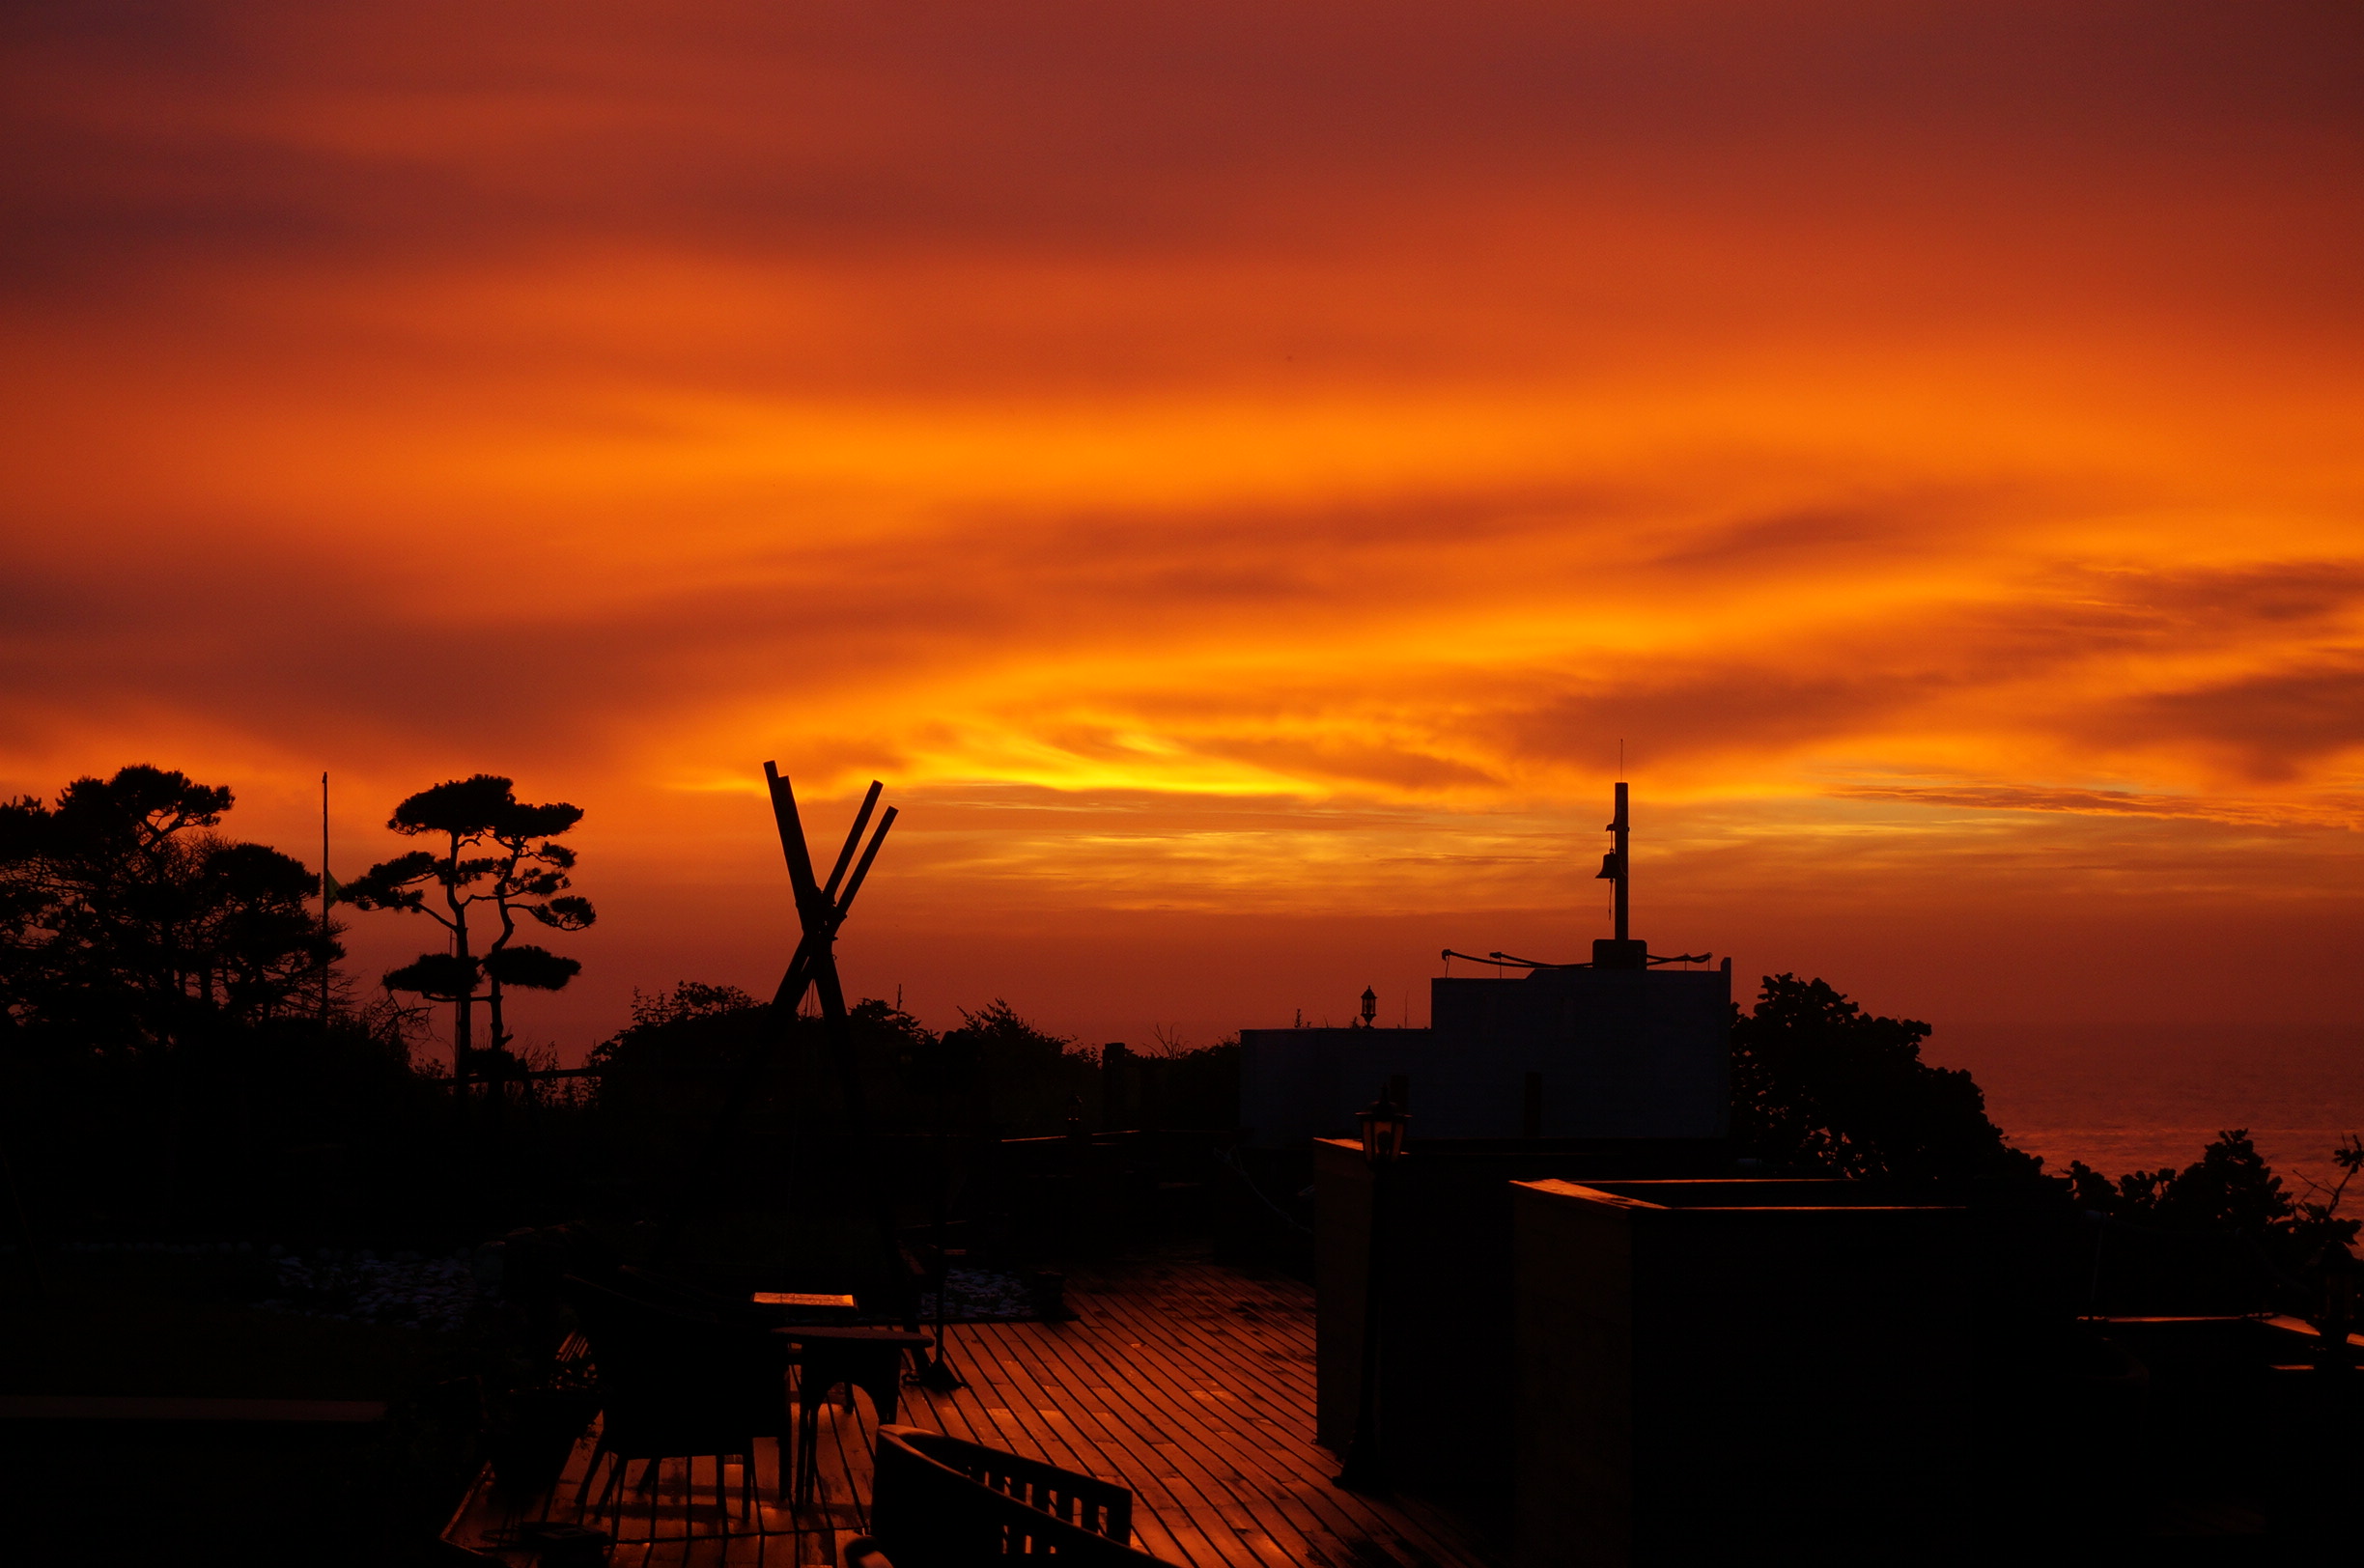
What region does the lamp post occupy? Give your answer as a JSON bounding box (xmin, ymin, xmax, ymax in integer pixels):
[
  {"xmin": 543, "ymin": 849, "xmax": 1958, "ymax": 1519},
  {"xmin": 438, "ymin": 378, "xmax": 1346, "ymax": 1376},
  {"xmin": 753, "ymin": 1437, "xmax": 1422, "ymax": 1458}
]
[
  {"xmin": 1336, "ymin": 1087, "xmax": 1409, "ymax": 1493},
  {"xmin": 1358, "ymin": 987, "xmax": 1377, "ymax": 1028}
]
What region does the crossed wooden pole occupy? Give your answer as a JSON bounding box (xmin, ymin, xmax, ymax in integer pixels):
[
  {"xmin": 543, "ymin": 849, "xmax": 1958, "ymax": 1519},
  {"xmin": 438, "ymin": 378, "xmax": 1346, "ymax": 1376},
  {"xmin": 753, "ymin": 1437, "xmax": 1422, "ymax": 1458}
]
[
  {"xmin": 765, "ymin": 763, "xmax": 897, "ymax": 1036},
  {"xmin": 652, "ymin": 765, "xmax": 901, "ymax": 1287}
]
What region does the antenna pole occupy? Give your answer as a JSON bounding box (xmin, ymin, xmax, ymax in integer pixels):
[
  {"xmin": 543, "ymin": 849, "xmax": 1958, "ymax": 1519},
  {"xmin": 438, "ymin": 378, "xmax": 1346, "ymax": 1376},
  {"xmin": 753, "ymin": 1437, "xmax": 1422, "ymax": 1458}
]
[
  {"xmin": 320, "ymin": 771, "xmax": 331, "ymax": 1023},
  {"xmin": 1612, "ymin": 780, "xmax": 1629, "ymax": 942}
]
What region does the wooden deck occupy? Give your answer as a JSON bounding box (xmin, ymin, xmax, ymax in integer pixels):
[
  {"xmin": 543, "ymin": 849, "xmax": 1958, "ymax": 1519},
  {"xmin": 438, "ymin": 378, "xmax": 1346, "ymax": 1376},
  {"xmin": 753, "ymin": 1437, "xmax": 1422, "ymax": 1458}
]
[{"xmin": 445, "ymin": 1249, "xmax": 1493, "ymax": 1568}]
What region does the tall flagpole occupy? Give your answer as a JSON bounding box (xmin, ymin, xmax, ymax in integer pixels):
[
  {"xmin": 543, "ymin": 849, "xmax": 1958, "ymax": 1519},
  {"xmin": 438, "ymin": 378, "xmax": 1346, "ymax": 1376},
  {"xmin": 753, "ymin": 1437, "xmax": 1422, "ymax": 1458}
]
[
  {"xmin": 320, "ymin": 771, "xmax": 331, "ymax": 1023},
  {"xmin": 1611, "ymin": 779, "xmax": 1629, "ymax": 943}
]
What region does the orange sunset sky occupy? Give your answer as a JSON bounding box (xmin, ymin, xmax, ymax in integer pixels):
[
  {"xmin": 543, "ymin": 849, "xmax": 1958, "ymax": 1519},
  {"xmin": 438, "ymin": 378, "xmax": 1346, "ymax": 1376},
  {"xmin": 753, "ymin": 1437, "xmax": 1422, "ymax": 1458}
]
[{"xmin": 5, "ymin": 1, "xmax": 2361, "ymax": 1062}]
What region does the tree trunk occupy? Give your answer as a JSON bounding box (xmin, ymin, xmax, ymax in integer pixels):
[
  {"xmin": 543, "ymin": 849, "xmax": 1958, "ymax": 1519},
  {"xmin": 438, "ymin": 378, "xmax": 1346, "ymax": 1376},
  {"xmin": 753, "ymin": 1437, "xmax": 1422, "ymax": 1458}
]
[
  {"xmin": 484, "ymin": 976, "xmax": 506, "ymax": 1137},
  {"xmin": 452, "ymin": 927, "xmax": 474, "ymax": 1134},
  {"xmin": 442, "ymin": 829, "xmax": 475, "ymax": 1136}
]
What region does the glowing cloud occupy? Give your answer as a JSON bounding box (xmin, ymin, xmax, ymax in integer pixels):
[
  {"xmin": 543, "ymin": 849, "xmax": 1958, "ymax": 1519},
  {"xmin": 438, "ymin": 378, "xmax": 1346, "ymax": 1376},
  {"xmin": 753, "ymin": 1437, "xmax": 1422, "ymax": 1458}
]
[{"xmin": 4, "ymin": 0, "xmax": 2360, "ymax": 1046}]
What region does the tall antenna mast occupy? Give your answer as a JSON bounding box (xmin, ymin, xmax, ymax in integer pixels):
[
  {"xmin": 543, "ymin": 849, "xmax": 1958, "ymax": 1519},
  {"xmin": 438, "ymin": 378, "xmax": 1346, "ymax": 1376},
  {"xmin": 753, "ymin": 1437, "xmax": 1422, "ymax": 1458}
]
[
  {"xmin": 1592, "ymin": 777, "xmax": 1643, "ymax": 967},
  {"xmin": 1587, "ymin": 771, "xmax": 1703, "ymax": 972},
  {"xmin": 1610, "ymin": 780, "xmax": 1629, "ymax": 942},
  {"xmin": 320, "ymin": 771, "xmax": 331, "ymax": 1022}
]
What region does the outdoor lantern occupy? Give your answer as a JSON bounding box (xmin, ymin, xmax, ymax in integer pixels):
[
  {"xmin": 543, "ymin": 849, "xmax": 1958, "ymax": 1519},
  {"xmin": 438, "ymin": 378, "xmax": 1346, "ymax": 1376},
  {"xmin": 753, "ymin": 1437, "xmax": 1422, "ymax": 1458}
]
[
  {"xmin": 1356, "ymin": 1089, "xmax": 1410, "ymax": 1166},
  {"xmin": 1359, "ymin": 987, "xmax": 1378, "ymax": 1028}
]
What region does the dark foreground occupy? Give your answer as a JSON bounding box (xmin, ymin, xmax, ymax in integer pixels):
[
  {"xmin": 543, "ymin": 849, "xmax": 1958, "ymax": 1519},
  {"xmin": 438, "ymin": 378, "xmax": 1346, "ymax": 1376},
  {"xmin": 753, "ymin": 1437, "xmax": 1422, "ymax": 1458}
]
[{"xmin": 445, "ymin": 1248, "xmax": 1487, "ymax": 1568}]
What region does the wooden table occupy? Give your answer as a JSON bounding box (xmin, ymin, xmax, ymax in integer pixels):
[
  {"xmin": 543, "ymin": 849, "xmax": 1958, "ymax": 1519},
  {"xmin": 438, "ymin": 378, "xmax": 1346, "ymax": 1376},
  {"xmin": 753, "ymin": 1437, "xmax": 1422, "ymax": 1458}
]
[
  {"xmin": 750, "ymin": 1293, "xmax": 859, "ymax": 1313},
  {"xmin": 774, "ymin": 1328, "xmax": 935, "ymax": 1507}
]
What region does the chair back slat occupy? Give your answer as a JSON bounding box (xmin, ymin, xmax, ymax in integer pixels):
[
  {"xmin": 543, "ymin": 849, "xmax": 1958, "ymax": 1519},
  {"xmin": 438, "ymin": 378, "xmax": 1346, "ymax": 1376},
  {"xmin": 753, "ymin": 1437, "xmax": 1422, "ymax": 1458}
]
[{"xmin": 873, "ymin": 1425, "xmax": 1165, "ymax": 1564}]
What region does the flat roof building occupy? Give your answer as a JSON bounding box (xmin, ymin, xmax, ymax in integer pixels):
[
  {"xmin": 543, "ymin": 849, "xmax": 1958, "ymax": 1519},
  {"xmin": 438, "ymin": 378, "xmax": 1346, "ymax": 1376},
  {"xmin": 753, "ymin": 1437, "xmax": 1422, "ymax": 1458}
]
[{"xmin": 1239, "ymin": 783, "xmax": 1730, "ymax": 1147}]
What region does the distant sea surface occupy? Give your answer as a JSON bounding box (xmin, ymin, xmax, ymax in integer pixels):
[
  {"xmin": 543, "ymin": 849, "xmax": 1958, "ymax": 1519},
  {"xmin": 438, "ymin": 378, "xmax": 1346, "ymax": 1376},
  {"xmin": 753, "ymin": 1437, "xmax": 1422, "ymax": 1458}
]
[{"xmin": 1933, "ymin": 1022, "xmax": 2364, "ymax": 1196}]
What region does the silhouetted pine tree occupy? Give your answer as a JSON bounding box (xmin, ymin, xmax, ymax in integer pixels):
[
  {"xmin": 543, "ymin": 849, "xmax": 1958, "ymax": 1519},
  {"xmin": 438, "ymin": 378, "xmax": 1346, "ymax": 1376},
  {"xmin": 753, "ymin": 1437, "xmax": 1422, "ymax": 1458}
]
[
  {"xmin": 0, "ymin": 765, "xmax": 334, "ymax": 1052},
  {"xmin": 1731, "ymin": 973, "xmax": 2040, "ymax": 1184},
  {"xmin": 342, "ymin": 775, "xmax": 594, "ymax": 1086}
]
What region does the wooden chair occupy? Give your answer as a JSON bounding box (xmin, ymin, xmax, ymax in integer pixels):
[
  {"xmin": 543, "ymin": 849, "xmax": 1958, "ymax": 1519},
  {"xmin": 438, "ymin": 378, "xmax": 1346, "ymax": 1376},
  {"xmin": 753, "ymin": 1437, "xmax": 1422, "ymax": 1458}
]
[
  {"xmin": 868, "ymin": 1424, "xmax": 1175, "ymax": 1563},
  {"xmin": 561, "ymin": 1274, "xmax": 795, "ymax": 1521}
]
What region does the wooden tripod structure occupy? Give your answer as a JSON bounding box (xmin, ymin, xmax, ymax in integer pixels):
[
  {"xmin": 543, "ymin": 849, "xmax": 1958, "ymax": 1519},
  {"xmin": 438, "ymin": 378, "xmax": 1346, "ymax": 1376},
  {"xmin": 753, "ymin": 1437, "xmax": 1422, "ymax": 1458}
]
[
  {"xmin": 651, "ymin": 764, "xmax": 904, "ymax": 1299},
  {"xmin": 763, "ymin": 762, "xmax": 896, "ymax": 1040}
]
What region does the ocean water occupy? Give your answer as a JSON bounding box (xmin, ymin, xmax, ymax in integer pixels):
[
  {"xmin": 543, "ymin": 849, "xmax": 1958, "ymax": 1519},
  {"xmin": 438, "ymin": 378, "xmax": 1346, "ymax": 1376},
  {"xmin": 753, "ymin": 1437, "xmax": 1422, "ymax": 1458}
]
[{"xmin": 1933, "ymin": 1022, "xmax": 2364, "ymax": 1198}]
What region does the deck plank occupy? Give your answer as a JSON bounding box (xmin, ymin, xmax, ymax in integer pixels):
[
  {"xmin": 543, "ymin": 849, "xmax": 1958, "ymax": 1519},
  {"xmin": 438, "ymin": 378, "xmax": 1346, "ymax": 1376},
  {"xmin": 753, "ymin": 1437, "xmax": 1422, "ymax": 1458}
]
[
  {"xmin": 1070, "ymin": 1276, "xmax": 1470, "ymax": 1568},
  {"xmin": 1009, "ymin": 1327, "xmax": 1286, "ymax": 1554},
  {"xmin": 443, "ymin": 1248, "xmax": 1494, "ymax": 1568},
  {"xmin": 969, "ymin": 1333, "xmax": 1246, "ymax": 1568},
  {"xmin": 1040, "ymin": 1296, "xmax": 1418, "ymax": 1568}
]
